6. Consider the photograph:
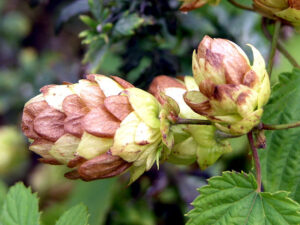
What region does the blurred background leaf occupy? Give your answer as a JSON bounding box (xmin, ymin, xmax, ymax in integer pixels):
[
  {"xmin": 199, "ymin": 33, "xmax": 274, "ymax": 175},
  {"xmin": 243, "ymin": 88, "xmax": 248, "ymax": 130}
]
[
  {"xmin": 67, "ymin": 178, "xmax": 116, "ymax": 225},
  {"xmin": 0, "ymin": 0, "xmax": 299, "ymax": 224}
]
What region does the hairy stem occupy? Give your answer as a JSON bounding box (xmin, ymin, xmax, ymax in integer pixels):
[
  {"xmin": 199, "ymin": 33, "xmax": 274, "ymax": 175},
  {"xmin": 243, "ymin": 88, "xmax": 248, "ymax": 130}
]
[
  {"xmin": 175, "ymin": 118, "xmax": 212, "ymax": 125},
  {"xmin": 262, "ymin": 121, "xmax": 300, "ymax": 130},
  {"xmin": 262, "ymin": 18, "xmax": 300, "ymax": 69},
  {"xmin": 228, "ymin": 0, "xmax": 254, "ymax": 11},
  {"xmin": 247, "ymin": 131, "xmax": 261, "ymax": 192},
  {"xmin": 267, "ymin": 20, "xmax": 281, "ymax": 76}
]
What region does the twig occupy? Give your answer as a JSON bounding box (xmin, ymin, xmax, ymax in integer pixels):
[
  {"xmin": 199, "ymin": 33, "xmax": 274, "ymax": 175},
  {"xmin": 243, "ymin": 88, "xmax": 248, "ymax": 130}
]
[
  {"xmin": 262, "ymin": 18, "xmax": 300, "ymax": 69},
  {"xmin": 262, "ymin": 121, "xmax": 300, "ymax": 130},
  {"xmin": 267, "ymin": 20, "xmax": 281, "ymax": 76},
  {"xmin": 175, "ymin": 117, "xmax": 212, "ymax": 125},
  {"xmin": 228, "ymin": 0, "xmax": 254, "ymax": 11},
  {"xmin": 247, "ymin": 131, "xmax": 261, "ymax": 192}
]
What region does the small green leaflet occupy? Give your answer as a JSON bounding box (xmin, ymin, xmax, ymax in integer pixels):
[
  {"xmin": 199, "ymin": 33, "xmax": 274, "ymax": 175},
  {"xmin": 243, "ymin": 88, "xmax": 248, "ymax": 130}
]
[
  {"xmin": 187, "ymin": 171, "xmax": 300, "ymax": 225},
  {"xmin": 0, "ymin": 182, "xmax": 40, "ymax": 225},
  {"xmin": 112, "ymin": 12, "xmax": 144, "ymax": 38},
  {"xmin": 55, "ymin": 204, "xmax": 89, "ymax": 225},
  {"xmin": 260, "ymin": 68, "xmax": 300, "ymax": 203}
]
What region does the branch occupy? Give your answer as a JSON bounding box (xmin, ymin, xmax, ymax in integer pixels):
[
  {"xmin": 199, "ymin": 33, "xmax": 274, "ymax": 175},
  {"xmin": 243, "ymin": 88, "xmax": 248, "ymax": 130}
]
[
  {"xmin": 228, "ymin": 0, "xmax": 254, "ymax": 11},
  {"xmin": 262, "ymin": 18, "xmax": 300, "ymax": 69},
  {"xmin": 175, "ymin": 118, "xmax": 212, "ymax": 125},
  {"xmin": 247, "ymin": 131, "xmax": 261, "ymax": 192},
  {"xmin": 267, "ymin": 20, "xmax": 281, "ymax": 76},
  {"xmin": 262, "ymin": 121, "xmax": 300, "ymax": 130}
]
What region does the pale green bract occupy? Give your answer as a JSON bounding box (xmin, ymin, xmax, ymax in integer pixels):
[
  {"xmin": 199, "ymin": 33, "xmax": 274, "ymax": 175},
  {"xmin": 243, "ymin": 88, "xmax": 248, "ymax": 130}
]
[
  {"xmin": 76, "ymin": 132, "xmax": 113, "ymax": 160},
  {"xmin": 125, "ymin": 88, "xmax": 161, "ymax": 129},
  {"xmin": 49, "ymin": 134, "xmax": 81, "ymax": 164}
]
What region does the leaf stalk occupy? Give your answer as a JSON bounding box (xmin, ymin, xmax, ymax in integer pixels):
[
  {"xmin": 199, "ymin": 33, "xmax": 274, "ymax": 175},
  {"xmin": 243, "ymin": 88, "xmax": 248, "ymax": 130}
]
[
  {"xmin": 262, "ymin": 121, "xmax": 300, "ymax": 130},
  {"xmin": 262, "ymin": 18, "xmax": 300, "ymax": 69},
  {"xmin": 267, "ymin": 20, "xmax": 281, "ymax": 76},
  {"xmin": 247, "ymin": 131, "xmax": 261, "ymax": 192}
]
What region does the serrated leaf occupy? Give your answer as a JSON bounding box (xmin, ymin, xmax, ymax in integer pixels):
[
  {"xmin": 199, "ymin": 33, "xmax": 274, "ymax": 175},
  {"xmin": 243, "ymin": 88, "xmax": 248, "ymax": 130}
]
[
  {"xmin": 55, "ymin": 204, "xmax": 89, "ymax": 225},
  {"xmin": 0, "ymin": 182, "xmax": 40, "ymax": 225},
  {"xmin": 187, "ymin": 171, "xmax": 300, "ymax": 225},
  {"xmin": 112, "ymin": 13, "xmax": 144, "ymax": 38},
  {"xmin": 260, "ymin": 69, "xmax": 300, "ymax": 203}
]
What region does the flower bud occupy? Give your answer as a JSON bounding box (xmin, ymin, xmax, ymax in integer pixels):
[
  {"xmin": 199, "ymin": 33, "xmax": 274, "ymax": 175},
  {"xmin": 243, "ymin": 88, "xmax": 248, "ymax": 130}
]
[
  {"xmin": 180, "ymin": 0, "xmax": 220, "ymax": 12},
  {"xmin": 149, "ymin": 75, "xmax": 231, "ymax": 169},
  {"xmin": 22, "ymin": 74, "xmax": 162, "ymax": 182},
  {"xmin": 184, "ymin": 36, "xmax": 270, "ymax": 135},
  {"xmin": 253, "ymin": 0, "xmax": 300, "ymax": 27}
]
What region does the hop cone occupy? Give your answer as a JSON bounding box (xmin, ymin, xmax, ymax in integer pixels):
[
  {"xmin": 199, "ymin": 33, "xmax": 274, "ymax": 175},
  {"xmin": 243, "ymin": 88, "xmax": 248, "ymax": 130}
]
[
  {"xmin": 22, "ymin": 74, "xmax": 162, "ymax": 181},
  {"xmin": 184, "ymin": 35, "xmax": 270, "ymax": 135},
  {"xmin": 149, "ymin": 75, "xmax": 231, "ymax": 169}
]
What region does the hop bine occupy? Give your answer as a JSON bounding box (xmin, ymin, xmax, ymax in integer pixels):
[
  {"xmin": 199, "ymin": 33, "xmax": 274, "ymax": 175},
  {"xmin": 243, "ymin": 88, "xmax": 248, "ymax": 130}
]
[
  {"xmin": 22, "ymin": 74, "xmax": 162, "ymax": 182},
  {"xmin": 149, "ymin": 75, "xmax": 231, "ymax": 169},
  {"xmin": 184, "ymin": 35, "xmax": 270, "ymax": 135}
]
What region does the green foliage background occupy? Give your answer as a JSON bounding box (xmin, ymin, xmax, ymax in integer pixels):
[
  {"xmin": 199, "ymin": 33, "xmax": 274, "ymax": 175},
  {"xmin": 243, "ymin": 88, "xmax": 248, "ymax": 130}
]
[{"xmin": 1, "ymin": 0, "xmax": 300, "ymax": 224}]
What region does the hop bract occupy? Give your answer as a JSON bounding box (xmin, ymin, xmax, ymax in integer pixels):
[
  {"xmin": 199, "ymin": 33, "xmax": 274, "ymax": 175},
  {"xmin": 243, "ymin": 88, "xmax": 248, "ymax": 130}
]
[
  {"xmin": 253, "ymin": 0, "xmax": 300, "ymax": 27},
  {"xmin": 184, "ymin": 35, "xmax": 270, "ymax": 135},
  {"xmin": 149, "ymin": 75, "xmax": 231, "ymax": 169},
  {"xmin": 22, "ymin": 74, "xmax": 162, "ymax": 182}
]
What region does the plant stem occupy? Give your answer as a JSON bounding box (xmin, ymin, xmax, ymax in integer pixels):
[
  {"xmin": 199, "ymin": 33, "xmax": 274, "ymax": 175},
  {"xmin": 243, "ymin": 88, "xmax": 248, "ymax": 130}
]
[
  {"xmin": 267, "ymin": 20, "xmax": 281, "ymax": 76},
  {"xmin": 175, "ymin": 117, "xmax": 212, "ymax": 125},
  {"xmin": 228, "ymin": 0, "xmax": 254, "ymax": 11},
  {"xmin": 247, "ymin": 131, "xmax": 261, "ymax": 192},
  {"xmin": 262, "ymin": 121, "xmax": 300, "ymax": 130},
  {"xmin": 262, "ymin": 18, "xmax": 300, "ymax": 69}
]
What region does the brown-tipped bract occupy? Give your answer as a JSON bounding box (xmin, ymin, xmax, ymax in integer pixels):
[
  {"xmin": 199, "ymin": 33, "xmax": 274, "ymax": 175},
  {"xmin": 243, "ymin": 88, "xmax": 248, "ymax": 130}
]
[
  {"xmin": 184, "ymin": 36, "xmax": 270, "ymax": 135},
  {"xmin": 22, "ymin": 74, "xmax": 162, "ymax": 182}
]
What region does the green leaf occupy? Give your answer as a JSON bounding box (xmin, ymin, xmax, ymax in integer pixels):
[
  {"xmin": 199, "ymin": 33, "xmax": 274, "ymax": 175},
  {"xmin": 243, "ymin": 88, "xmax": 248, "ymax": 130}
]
[
  {"xmin": 0, "ymin": 182, "xmax": 40, "ymax": 225},
  {"xmin": 88, "ymin": 0, "xmax": 103, "ymax": 21},
  {"xmin": 112, "ymin": 13, "xmax": 144, "ymax": 38},
  {"xmin": 67, "ymin": 178, "xmax": 116, "ymax": 225},
  {"xmin": 79, "ymin": 15, "xmax": 98, "ymax": 29},
  {"xmin": 187, "ymin": 171, "xmax": 300, "ymax": 225},
  {"xmin": 55, "ymin": 204, "xmax": 89, "ymax": 225},
  {"xmin": 260, "ymin": 69, "xmax": 300, "ymax": 202}
]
